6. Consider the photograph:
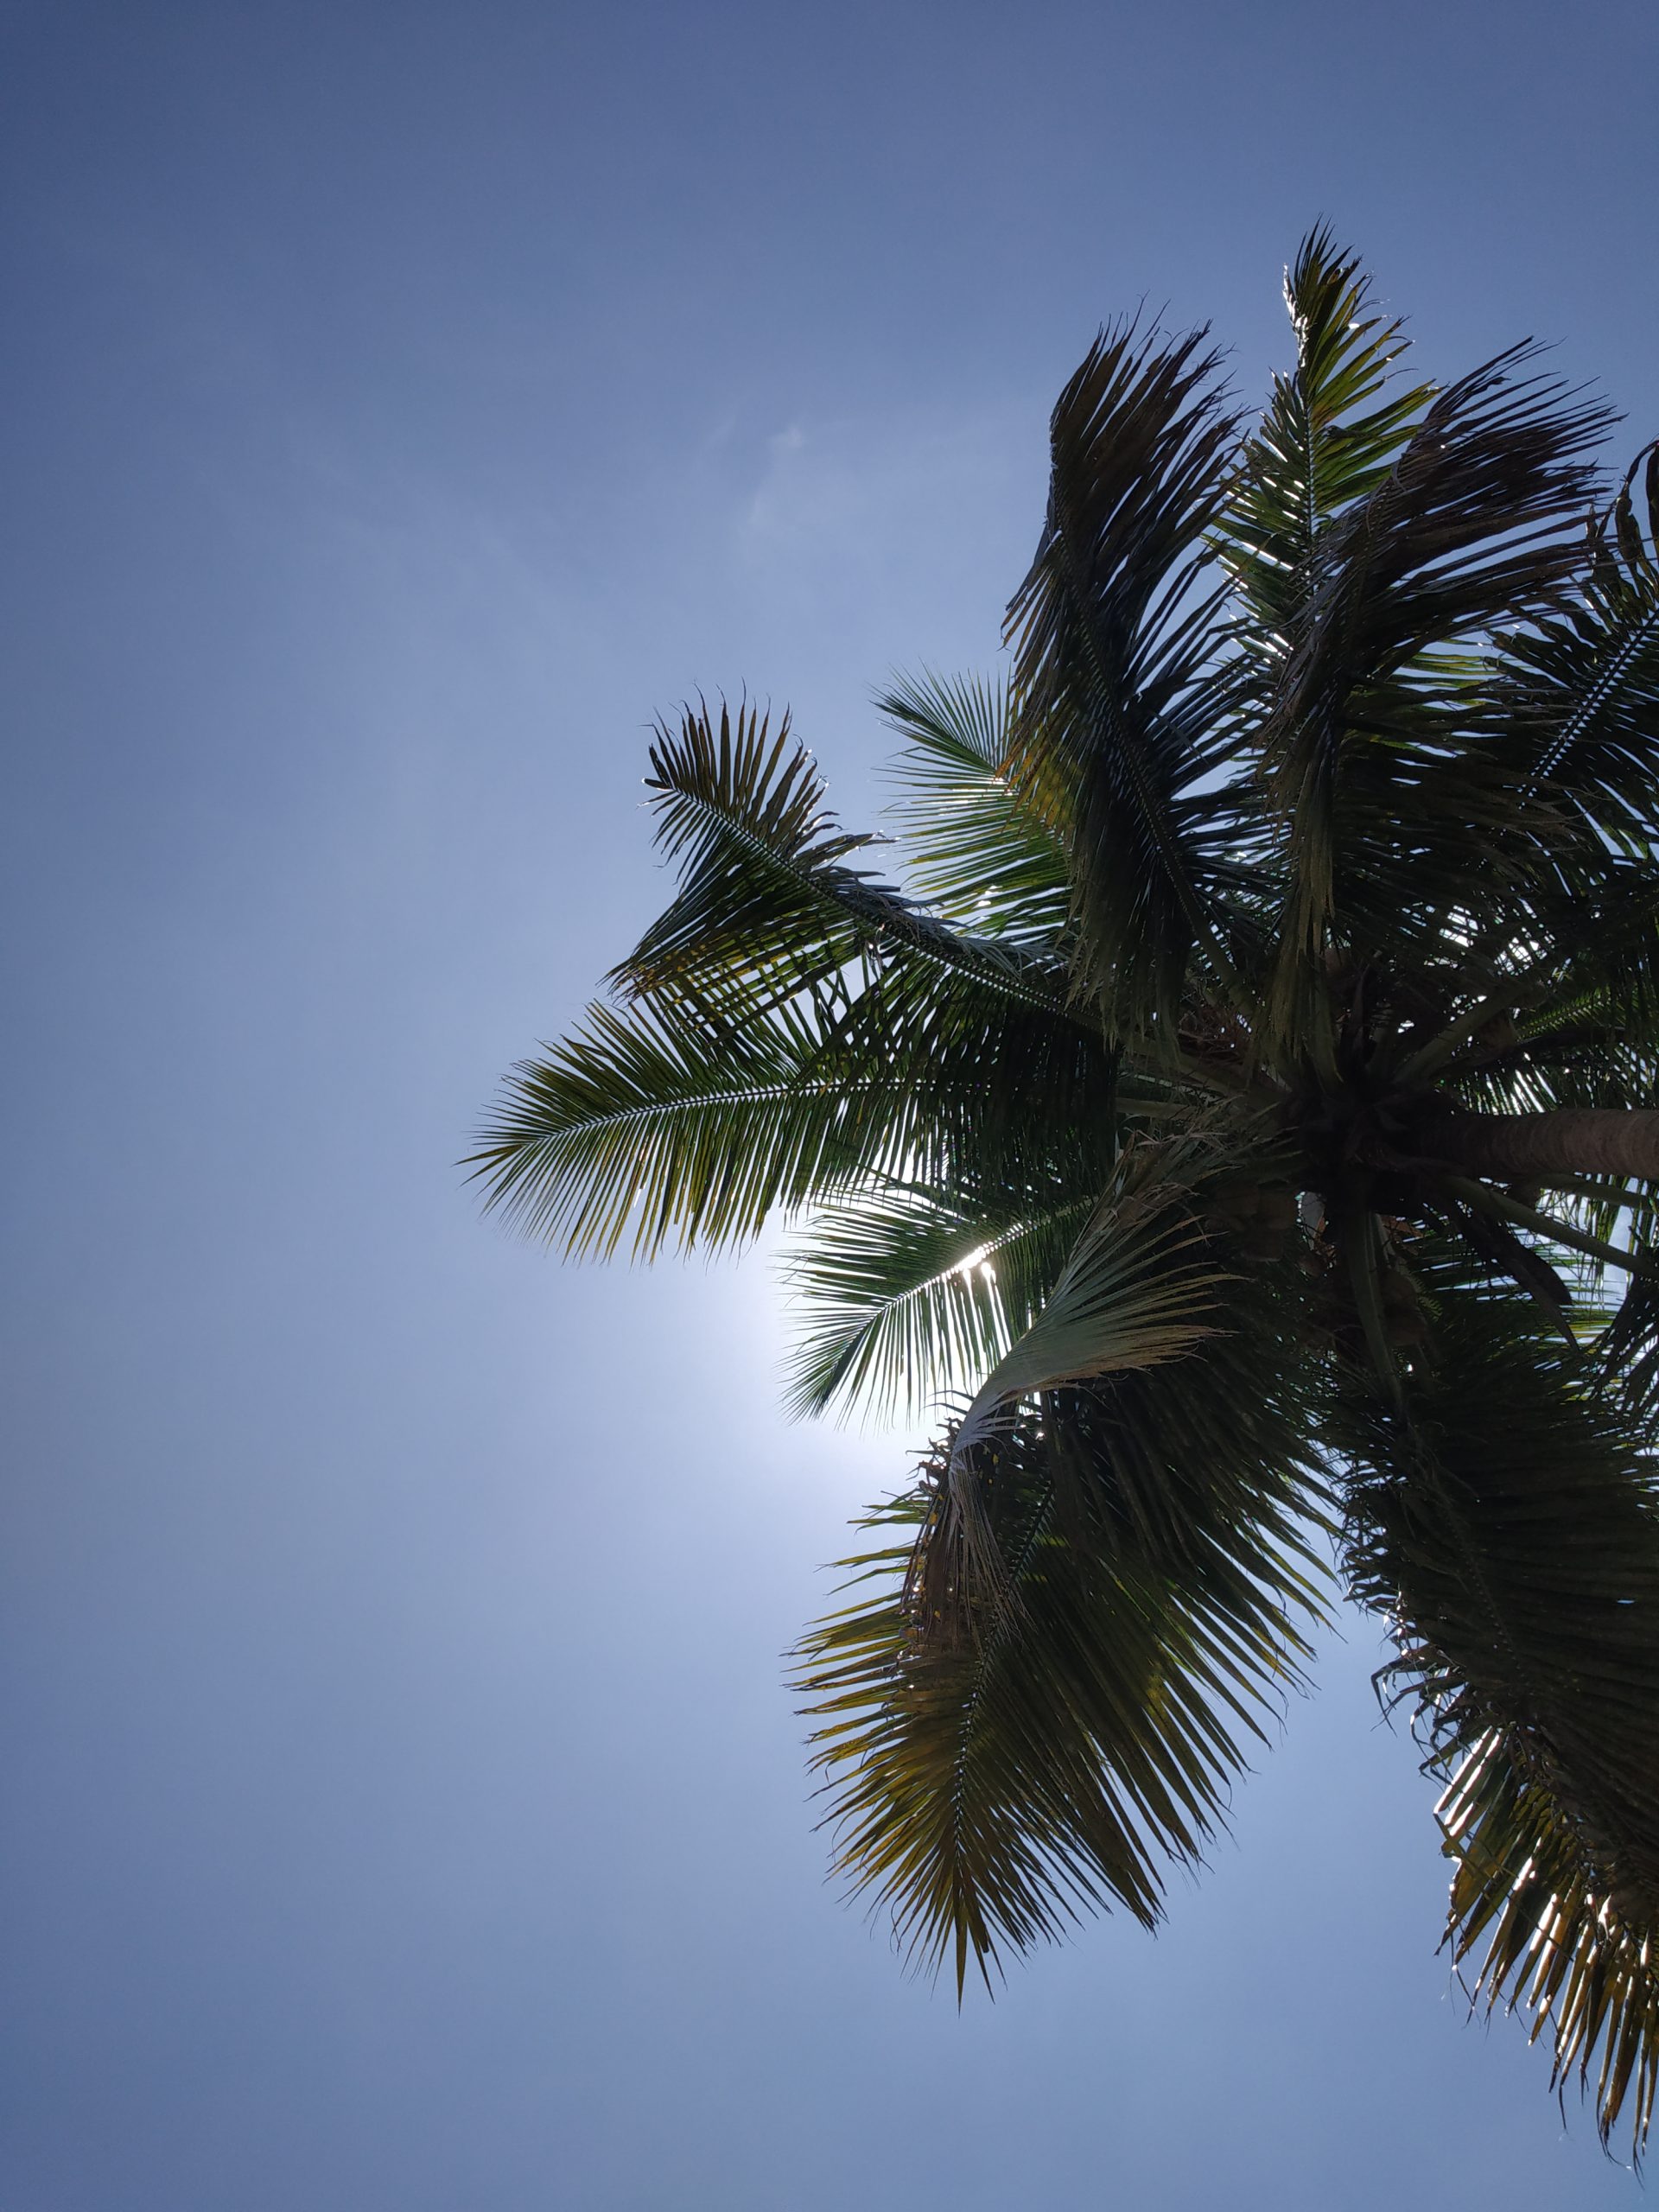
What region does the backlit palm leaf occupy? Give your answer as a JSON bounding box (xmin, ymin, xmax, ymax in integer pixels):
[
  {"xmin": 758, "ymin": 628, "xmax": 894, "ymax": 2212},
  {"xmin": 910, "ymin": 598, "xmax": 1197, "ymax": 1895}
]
[
  {"xmin": 466, "ymin": 994, "xmax": 878, "ymax": 1257},
  {"xmin": 486, "ymin": 226, "xmax": 1659, "ymax": 2152},
  {"xmin": 782, "ymin": 1180, "xmax": 1092, "ymax": 1426},
  {"xmin": 620, "ymin": 697, "xmax": 1074, "ymax": 1020},
  {"xmin": 1336, "ymin": 1273, "xmax": 1659, "ymax": 2153},
  {"xmin": 1003, "ymin": 322, "xmax": 1248, "ymax": 1026},
  {"xmin": 879, "ymin": 669, "xmax": 1072, "ymax": 944},
  {"xmin": 1222, "ymin": 224, "xmax": 1435, "ymax": 672},
  {"xmin": 797, "ymin": 1143, "xmax": 1329, "ymax": 1989},
  {"xmin": 1498, "ymin": 442, "xmax": 1659, "ymax": 850},
  {"xmin": 1253, "ymin": 354, "xmax": 1610, "ymax": 1053}
]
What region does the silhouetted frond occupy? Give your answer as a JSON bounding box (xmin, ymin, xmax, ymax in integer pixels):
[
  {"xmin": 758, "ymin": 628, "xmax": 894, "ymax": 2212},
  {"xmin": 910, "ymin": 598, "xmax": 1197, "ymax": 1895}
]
[
  {"xmin": 880, "ymin": 670, "xmax": 1072, "ymax": 944},
  {"xmin": 1337, "ymin": 1280, "xmax": 1659, "ymax": 2155},
  {"xmin": 797, "ymin": 1141, "xmax": 1330, "ymax": 1991},
  {"xmin": 1004, "ymin": 323, "xmax": 1247, "ymax": 1027}
]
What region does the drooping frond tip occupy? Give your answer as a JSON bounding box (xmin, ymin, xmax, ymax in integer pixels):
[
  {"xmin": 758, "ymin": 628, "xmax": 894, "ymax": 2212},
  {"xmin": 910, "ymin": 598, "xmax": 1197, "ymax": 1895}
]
[
  {"xmin": 1338, "ymin": 1278, "xmax": 1659, "ymax": 2157},
  {"xmin": 795, "ymin": 1141, "xmax": 1334, "ymax": 1995}
]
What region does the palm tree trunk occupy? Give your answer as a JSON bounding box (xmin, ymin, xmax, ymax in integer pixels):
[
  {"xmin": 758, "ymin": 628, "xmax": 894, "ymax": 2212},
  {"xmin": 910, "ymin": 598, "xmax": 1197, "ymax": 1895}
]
[{"xmin": 1423, "ymin": 1109, "xmax": 1659, "ymax": 1184}]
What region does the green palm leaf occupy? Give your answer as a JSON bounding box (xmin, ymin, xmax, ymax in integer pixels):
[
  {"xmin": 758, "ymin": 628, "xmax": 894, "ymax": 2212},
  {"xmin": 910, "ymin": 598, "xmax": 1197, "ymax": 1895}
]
[
  {"xmin": 1499, "ymin": 442, "xmax": 1659, "ymax": 850},
  {"xmin": 1257, "ymin": 351, "xmax": 1608, "ymax": 995},
  {"xmin": 619, "ymin": 697, "xmax": 1074, "ymax": 1020},
  {"xmin": 1222, "ymin": 223, "xmax": 1435, "ymax": 667},
  {"xmin": 469, "ymin": 938, "xmax": 1123, "ymax": 1262},
  {"xmin": 878, "ymin": 670, "xmax": 1072, "ymax": 944},
  {"xmin": 1003, "ymin": 321, "xmax": 1248, "ymax": 1027},
  {"xmin": 796, "ymin": 1141, "xmax": 1330, "ymax": 1992},
  {"xmin": 782, "ymin": 1180, "xmax": 1093, "ymax": 1426},
  {"xmin": 1336, "ymin": 1274, "xmax": 1659, "ymax": 2154},
  {"xmin": 466, "ymin": 994, "xmax": 875, "ymax": 1257}
]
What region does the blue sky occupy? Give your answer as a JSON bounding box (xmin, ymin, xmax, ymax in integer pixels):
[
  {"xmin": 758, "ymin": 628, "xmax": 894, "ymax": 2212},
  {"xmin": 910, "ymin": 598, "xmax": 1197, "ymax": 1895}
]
[{"xmin": 3, "ymin": 3, "xmax": 1656, "ymax": 2205}]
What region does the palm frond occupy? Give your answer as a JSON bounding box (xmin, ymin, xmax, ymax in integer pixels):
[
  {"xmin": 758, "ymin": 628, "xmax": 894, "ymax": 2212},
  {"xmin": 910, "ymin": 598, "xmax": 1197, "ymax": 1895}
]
[
  {"xmin": 1003, "ymin": 321, "xmax": 1247, "ymax": 1026},
  {"xmin": 1255, "ymin": 346, "xmax": 1611, "ymax": 1046},
  {"xmin": 469, "ymin": 942, "xmax": 1123, "ymax": 1262},
  {"xmin": 823, "ymin": 946, "xmax": 1122, "ymax": 1195},
  {"xmin": 796, "ymin": 1141, "xmax": 1330, "ymax": 1992},
  {"xmin": 1390, "ymin": 864, "xmax": 1659, "ymax": 1113},
  {"xmin": 1593, "ymin": 1208, "xmax": 1659, "ymax": 1420},
  {"xmin": 1499, "ymin": 442, "xmax": 1659, "ymax": 849},
  {"xmin": 878, "ymin": 670, "xmax": 1072, "ymax": 944},
  {"xmin": 618, "ymin": 698, "xmax": 1074, "ymax": 1020},
  {"xmin": 782, "ymin": 1181, "xmax": 1094, "ymax": 1426},
  {"xmin": 1221, "ymin": 224, "xmax": 1435, "ymax": 664},
  {"xmin": 466, "ymin": 994, "xmax": 873, "ymax": 1257},
  {"xmin": 951, "ymin": 1141, "xmax": 1234, "ymax": 1424},
  {"xmin": 1335, "ymin": 1278, "xmax": 1659, "ymax": 2155}
]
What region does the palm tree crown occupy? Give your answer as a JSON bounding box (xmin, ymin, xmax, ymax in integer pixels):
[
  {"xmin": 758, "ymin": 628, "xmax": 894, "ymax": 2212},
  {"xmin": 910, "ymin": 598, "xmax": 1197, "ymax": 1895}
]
[{"xmin": 473, "ymin": 230, "xmax": 1659, "ymax": 2153}]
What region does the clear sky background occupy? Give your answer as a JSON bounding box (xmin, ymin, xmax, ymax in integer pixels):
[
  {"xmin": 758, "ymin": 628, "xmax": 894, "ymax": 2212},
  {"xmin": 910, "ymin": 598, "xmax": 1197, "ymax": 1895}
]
[{"xmin": 3, "ymin": 3, "xmax": 1657, "ymax": 2206}]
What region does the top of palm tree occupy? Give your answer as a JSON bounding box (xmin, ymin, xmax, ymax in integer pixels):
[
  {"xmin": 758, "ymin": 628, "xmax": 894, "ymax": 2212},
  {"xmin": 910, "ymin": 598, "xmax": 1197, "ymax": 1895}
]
[{"xmin": 472, "ymin": 227, "xmax": 1659, "ymax": 2158}]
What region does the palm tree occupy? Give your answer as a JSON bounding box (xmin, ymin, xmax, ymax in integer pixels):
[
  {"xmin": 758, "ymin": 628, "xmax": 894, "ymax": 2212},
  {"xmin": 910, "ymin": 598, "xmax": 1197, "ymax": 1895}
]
[{"xmin": 472, "ymin": 230, "xmax": 1659, "ymax": 2152}]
